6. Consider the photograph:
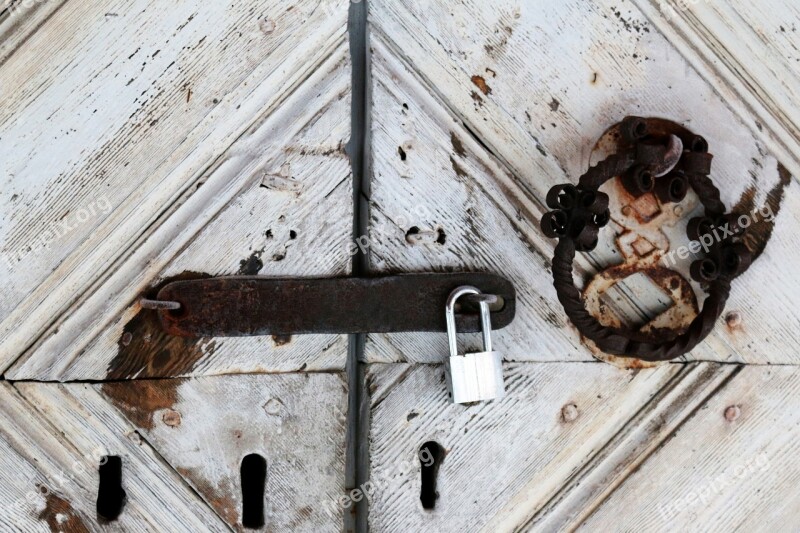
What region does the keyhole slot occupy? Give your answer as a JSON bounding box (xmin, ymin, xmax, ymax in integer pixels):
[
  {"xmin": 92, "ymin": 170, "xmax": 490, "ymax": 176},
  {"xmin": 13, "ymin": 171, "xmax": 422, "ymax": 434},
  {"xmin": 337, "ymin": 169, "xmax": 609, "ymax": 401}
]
[
  {"xmin": 97, "ymin": 456, "xmax": 126, "ymax": 522},
  {"xmin": 419, "ymin": 441, "xmax": 445, "ymax": 510},
  {"xmin": 241, "ymin": 454, "xmax": 267, "ymax": 529}
]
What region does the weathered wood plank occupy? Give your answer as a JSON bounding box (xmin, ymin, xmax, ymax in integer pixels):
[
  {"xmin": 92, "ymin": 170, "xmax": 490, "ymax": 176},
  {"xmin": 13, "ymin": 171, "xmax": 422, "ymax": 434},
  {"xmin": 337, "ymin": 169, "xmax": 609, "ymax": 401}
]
[
  {"xmin": 633, "ymin": 0, "xmax": 800, "ymax": 180},
  {"xmin": 367, "ymin": 0, "xmax": 798, "ymax": 364},
  {"xmin": 579, "ymin": 365, "xmax": 800, "ymax": 531},
  {"xmin": 3, "ymin": 11, "xmax": 353, "ymax": 380},
  {"xmin": 0, "ymin": 0, "xmax": 352, "ymax": 378},
  {"xmin": 0, "ymin": 0, "xmax": 67, "ymax": 65},
  {"xmin": 1, "ymin": 382, "xmax": 228, "ymax": 531},
  {"xmin": 99, "ymin": 373, "xmax": 348, "ymax": 532},
  {"xmin": 523, "ymin": 362, "xmax": 736, "ymax": 531},
  {"xmin": 0, "ymin": 425, "xmax": 83, "ymax": 532},
  {"xmin": 366, "ymin": 361, "xmax": 708, "ymax": 531}
]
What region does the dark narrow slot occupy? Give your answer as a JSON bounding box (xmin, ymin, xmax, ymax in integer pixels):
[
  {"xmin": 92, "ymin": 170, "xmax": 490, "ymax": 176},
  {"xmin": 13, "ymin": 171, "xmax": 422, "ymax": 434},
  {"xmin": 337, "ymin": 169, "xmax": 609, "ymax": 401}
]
[
  {"xmin": 419, "ymin": 441, "xmax": 445, "ymax": 510},
  {"xmin": 347, "ymin": 0, "xmax": 370, "ymax": 530},
  {"xmin": 97, "ymin": 456, "xmax": 126, "ymax": 522},
  {"xmin": 241, "ymin": 454, "xmax": 267, "ymax": 529}
]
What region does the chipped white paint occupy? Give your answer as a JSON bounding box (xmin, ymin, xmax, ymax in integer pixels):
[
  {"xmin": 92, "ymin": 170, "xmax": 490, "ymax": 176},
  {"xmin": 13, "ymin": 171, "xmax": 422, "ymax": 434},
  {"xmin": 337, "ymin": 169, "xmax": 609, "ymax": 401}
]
[
  {"xmin": 0, "ymin": 1, "xmax": 353, "ymax": 530},
  {"xmin": 0, "ymin": 0, "xmax": 352, "ymax": 379},
  {"xmin": 365, "ymin": 1, "xmax": 800, "ymax": 532},
  {"xmin": 1, "ymin": 1, "xmax": 799, "ymax": 533},
  {"xmin": 579, "ymin": 366, "xmax": 800, "ymax": 531},
  {"xmin": 634, "ymin": 0, "xmax": 800, "ymax": 180},
  {"xmin": 367, "ymin": 362, "xmax": 685, "ymax": 531},
  {"xmin": 367, "ymin": 0, "xmax": 798, "ymax": 364},
  {"xmin": 0, "ymin": 382, "xmax": 229, "ymax": 531},
  {"xmin": 99, "ymin": 374, "xmax": 349, "ymax": 532}
]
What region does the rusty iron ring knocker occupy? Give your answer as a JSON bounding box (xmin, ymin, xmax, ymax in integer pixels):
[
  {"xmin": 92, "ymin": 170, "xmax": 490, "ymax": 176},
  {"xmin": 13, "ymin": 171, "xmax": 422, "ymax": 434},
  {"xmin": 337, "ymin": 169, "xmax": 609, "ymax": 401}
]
[{"xmin": 540, "ymin": 116, "xmax": 753, "ymax": 362}]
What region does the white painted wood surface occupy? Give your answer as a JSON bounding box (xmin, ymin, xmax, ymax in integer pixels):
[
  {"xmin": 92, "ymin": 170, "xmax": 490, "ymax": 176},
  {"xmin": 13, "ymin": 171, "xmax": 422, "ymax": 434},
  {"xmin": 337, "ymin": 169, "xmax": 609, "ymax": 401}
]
[
  {"xmin": 0, "ymin": 0, "xmax": 353, "ymax": 379},
  {"xmin": 2, "ymin": 0, "xmax": 800, "ymax": 532},
  {"xmin": 633, "ymin": 0, "xmax": 800, "ymax": 180},
  {"xmin": 366, "ymin": 362, "xmax": 737, "ymax": 531},
  {"xmin": 0, "ymin": 381, "xmax": 229, "ymax": 531},
  {"xmin": 367, "ymin": 0, "xmax": 799, "ymax": 364},
  {"xmin": 99, "ymin": 373, "xmax": 348, "ymax": 532},
  {"xmin": 365, "ymin": 1, "xmax": 800, "ymax": 532},
  {"xmin": 0, "ymin": 1, "xmax": 353, "ymax": 531},
  {"xmin": 579, "ymin": 365, "xmax": 800, "ymax": 532}
]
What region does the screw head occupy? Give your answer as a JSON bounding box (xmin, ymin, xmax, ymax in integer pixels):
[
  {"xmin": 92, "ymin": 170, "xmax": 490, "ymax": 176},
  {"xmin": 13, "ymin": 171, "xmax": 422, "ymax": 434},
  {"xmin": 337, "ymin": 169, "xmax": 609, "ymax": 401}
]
[
  {"xmin": 724, "ymin": 405, "xmax": 741, "ymax": 422},
  {"xmin": 162, "ymin": 409, "xmax": 182, "ymax": 427},
  {"xmin": 725, "ymin": 312, "xmax": 743, "ymax": 329},
  {"xmin": 561, "ymin": 403, "xmax": 579, "ymax": 423}
]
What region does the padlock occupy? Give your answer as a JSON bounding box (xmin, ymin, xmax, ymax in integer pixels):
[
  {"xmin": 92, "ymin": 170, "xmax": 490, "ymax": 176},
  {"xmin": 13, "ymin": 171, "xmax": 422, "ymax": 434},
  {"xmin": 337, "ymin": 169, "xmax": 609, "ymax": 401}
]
[{"xmin": 444, "ymin": 286, "xmax": 505, "ymax": 404}]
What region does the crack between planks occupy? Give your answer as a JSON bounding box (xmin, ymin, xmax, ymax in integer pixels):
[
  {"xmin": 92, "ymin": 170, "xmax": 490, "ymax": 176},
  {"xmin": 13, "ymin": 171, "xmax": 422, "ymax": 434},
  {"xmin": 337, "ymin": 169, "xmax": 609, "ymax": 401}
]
[{"xmin": 346, "ymin": 1, "xmax": 371, "ymax": 532}]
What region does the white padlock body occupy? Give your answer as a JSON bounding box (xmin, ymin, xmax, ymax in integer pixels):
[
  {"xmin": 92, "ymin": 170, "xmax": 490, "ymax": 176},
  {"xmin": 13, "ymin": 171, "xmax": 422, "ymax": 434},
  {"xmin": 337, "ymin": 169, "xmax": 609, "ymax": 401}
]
[{"xmin": 446, "ymin": 351, "xmax": 505, "ymax": 404}]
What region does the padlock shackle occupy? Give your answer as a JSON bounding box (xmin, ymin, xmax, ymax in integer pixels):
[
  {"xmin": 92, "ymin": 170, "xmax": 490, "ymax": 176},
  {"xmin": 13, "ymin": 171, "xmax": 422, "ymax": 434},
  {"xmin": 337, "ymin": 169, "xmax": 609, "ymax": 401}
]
[{"xmin": 446, "ymin": 286, "xmax": 493, "ymax": 358}]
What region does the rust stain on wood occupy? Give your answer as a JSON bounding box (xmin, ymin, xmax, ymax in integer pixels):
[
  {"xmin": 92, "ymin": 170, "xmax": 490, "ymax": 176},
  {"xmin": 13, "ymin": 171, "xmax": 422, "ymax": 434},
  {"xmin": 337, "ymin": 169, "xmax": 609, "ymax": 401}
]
[
  {"xmin": 725, "ymin": 311, "xmax": 744, "ymax": 333},
  {"xmin": 108, "ymin": 309, "xmax": 217, "ymax": 379},
  {"xmin": 176, "ymin": 466, "xmax": 238, "ymax": 526},
  {"xmin": 732, "ymin": 162, "xmax": 792, "ymax": 261},
  {"xmin": 37, "ymin": 487, "xmax": 89, "ymax": 533},
  {"xmin": 108, "ymin": 272, "xmax": 217, "ymax": 379},
  {"xmin": 471, "ymin": 75, "xmax": 492, "ymax": 96},
  {"xmin": 101, "ymin": 379, "xmax": 185, "ymax": 431},
  {"xmin": 162, "ymin": 409, "xmax": 182, "ymax": 427}
]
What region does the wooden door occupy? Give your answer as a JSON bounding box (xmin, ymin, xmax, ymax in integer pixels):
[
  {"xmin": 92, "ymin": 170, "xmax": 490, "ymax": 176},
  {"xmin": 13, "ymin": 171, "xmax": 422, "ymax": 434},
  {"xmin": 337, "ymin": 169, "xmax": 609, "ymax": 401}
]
[
  {"xmin": 365, "ymin": 0, "xmax": 800, "ymax": 531},
  {"xmin": 2, "ymin": 0, "xmax": 799, "ymax": 532}
]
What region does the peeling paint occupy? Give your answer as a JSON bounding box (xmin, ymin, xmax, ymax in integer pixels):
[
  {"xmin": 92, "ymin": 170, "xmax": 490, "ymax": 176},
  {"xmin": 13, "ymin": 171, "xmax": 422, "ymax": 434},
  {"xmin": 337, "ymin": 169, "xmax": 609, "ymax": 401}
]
[
  {"xmin": 450, "ymin": 156, "xmax": 469, "ymax": 179},
  {"xmin": 109, "ymin": 309, "xmax": 216, "ymax": 379},
  {"xmin": 102, "ymin": 379, "xmax": 184, "ymax": 430},
  {"xmin": 37, "ymin": 487, "xmax": 89, "ymax": 533},
  {"xmin": 450, "ymin": 131, "xmax": 467, "ymax": 158},
  {"xmin": 471, "ymin": 75, "xmax": 492, "ymax": 96},
  {"xmin": 238, "ymin": 249, "xmax": 265, "ymax": 275},
  {"xmin": 732, "ymin": 162, "xmax": 792, "ymax": 261}
]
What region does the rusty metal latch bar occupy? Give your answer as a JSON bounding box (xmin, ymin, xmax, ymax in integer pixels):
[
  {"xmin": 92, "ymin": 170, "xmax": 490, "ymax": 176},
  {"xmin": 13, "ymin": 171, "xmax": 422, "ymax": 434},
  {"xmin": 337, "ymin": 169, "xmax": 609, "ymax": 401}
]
[{"xmin": 144, "ymin": 273, "xmax": 515, "ymax": 338}]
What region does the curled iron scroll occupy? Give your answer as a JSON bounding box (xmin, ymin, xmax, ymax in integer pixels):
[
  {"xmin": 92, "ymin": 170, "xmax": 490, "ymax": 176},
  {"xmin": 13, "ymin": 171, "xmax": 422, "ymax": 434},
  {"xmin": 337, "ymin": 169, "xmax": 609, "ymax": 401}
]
[{"xmin": 541, "ymin": 116, "xmax": 752, "ymax": 362}]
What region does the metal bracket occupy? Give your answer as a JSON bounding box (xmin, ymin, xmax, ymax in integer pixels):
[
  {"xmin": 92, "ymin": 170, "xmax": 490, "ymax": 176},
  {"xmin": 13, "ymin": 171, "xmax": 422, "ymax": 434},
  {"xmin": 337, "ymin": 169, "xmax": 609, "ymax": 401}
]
[{"xmin": 147, "ymin": 273, "xmax": 515, "ymax": 338}]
